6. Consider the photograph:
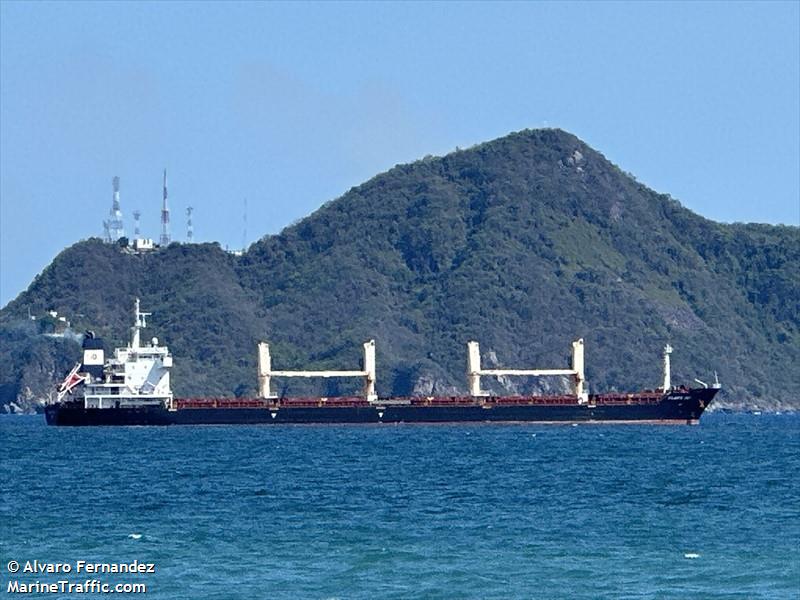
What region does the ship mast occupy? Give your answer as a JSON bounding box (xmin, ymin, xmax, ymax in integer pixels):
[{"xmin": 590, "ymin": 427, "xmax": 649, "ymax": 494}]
[
  {"xmin": 130, "ymin": 298, "xmax": 151, "ymax": 350},
  {"xmin": 662, "ymin": 344, "xmax": 673, "ymax": 391}
]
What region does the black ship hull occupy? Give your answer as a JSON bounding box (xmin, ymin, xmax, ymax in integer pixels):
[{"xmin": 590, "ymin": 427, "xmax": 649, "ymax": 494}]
[{"xmin": 45, "ymin": 388, "xmax": 718, "ymax": 426}]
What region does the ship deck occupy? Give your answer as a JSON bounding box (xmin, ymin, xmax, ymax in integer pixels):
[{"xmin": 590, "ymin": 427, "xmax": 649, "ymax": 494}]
[{"xmin": 174, "ymin": 392, "xmax": 667, "ymax": 410}]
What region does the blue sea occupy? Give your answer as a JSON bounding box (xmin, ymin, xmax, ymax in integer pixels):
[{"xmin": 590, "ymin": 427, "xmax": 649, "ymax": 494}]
[{"xmin": 2, "ymin": 414, "xmax": 798, "ymax": 599}]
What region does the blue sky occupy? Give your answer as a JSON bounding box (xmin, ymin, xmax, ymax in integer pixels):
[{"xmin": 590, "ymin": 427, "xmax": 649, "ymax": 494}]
[{"xmin": 1, "ymin": 1, "xmax": 798, "ymax": 306}]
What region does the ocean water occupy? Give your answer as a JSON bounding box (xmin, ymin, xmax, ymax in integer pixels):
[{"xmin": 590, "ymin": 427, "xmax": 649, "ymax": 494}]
[{"xmin": 1, "ymin": 414, "xmax": 798, "ymax": 599}]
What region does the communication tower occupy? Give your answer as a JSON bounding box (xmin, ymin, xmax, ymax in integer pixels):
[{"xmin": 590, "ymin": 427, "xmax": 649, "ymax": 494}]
[
  {"xmin": 103, "ymin": 176, "xmax": 125, "ymax": 242},
  {"xmin": 160, "ymin": 169, "xmax": 171, "ymax": 246},
  {"xmin": 242, "ymin": 198, "xmax": 247, "ymax": 252},
  {"xmin": 133, "ymin": 210, "xmax": 141, "ymax": 237},
  {"xmin": 186, "ymin": 206, "xmax": 194, "ymax": 242}
]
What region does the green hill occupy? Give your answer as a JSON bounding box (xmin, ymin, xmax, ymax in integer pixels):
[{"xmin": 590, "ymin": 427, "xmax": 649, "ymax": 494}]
[{"xmin": 2, "ymin": 129, "xmax": 798, "ymax": 412}]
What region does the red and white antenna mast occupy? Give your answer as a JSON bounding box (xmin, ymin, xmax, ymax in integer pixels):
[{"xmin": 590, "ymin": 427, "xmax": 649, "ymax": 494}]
[{"xmin": 160, "ymin": 169, "xmax": 171, "ymax": 246}]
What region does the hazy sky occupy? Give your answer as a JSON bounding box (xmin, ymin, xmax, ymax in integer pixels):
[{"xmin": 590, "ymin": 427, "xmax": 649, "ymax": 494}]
[{"xmin": 1, "ymin": 1, "xmax": 798, "ymax": 307}]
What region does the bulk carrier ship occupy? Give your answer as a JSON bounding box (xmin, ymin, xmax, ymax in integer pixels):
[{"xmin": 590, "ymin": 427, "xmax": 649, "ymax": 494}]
[{"xmin": 45, "ymin": 299, "xmax": 720, "ymax": 426}]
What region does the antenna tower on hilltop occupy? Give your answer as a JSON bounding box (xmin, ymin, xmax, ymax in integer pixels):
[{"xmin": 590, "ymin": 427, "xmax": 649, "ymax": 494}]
[
  {"xmin": 103, "ymin": 176, "xmax": 125, "ymax": 242},
  {"xmin": 242, "ymin": 198, "xmax": 248, "ymax": 252},
  {"xmin": 160, "ymin": 169, "xmax": 171, "ymax": 246},
  {"xmin": 186, "ymin": 206, "xmax": 194, "ymax": 243},
  {"xmin": 133, "ymin": 210, "xmax": 141, "ymax": 237}
]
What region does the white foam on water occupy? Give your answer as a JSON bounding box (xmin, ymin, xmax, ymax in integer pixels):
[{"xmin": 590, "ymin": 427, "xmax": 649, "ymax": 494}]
[
  {"xmin": 128, "ymin": 533, "xmax": 142, "ymax": 540},
  {"xmin": 684, "ymin": 553, "xmax": 700, "ymax": 559}
]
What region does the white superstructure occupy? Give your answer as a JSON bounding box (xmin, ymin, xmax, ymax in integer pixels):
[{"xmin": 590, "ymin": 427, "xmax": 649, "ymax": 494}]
[{"xmin": 81, "ymin": 298, "xmax": 173, "ymax": 409}]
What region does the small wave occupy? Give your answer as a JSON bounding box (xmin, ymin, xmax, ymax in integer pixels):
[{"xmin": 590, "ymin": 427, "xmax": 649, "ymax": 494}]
[
  {"xmin": 128, "ymin": 533, "xmax": 142, "ymax": 540},
  {"xmin": 684, "ymin": 553, "xmax": 700, "ymax": 559}
]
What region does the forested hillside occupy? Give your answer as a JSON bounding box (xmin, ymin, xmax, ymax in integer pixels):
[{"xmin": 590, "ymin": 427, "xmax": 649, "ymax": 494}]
[{"xmin": 2, "ymin": 129, "xmax": 797, "ymax": 412}]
